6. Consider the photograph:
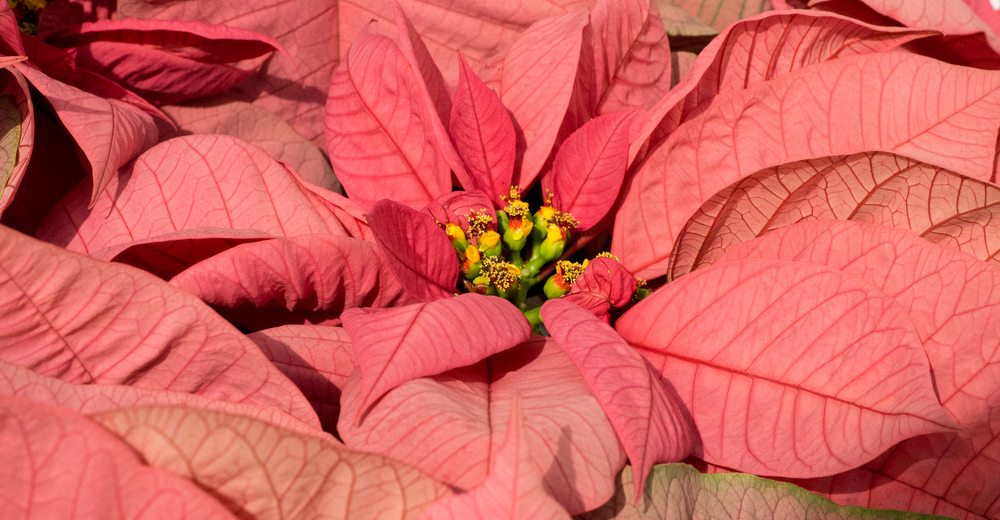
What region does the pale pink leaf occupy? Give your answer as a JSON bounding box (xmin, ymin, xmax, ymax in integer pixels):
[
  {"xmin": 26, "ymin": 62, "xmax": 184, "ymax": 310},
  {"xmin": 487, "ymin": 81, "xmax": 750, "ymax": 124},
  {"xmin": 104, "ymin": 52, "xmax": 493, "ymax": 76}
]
[
  {"xmin": 616, "ymin": 51, "xmax": 1000, "ymax": 279},
  {"xmin": 417, "ymin": 395, "xmax": 573, "ymax": 520},
  {"xmin": 449, "ymin": 53, "xmax": 516, "ymax": 207},
  {"xmin": 0, "ymin": 224, "xmax": 320, "ymax": 428},
  {"xmin": 0, "ymin": 68, "xmax": 33, "ymax": 217},
  {"xmin": 484, "ymin": 9, "xmax": 589, "ymax": 189},
  {"xmin": 848, "ymin": 0, "xmax": 1000, "ymax": 57},
  {"xmin": 616, "ymin": 258, "xmax": 956, "ymax": 477},
  {"xmin": 170, "ymin": 234, "xmax": 409, "ymax": 330},
  {"xmin": 160, "ymin": 101, "xmax": 341, "ymax": 192},
  {"xmin": 541, "ymin": 299, "xmax": 693, "ymax": 499},
  {"xmin": 92, "ymin": 405, "xmax": 452, "ymax": 520},
  {"xmin": 656, "ymin": 2, "xmax": 719, "ymax": 36},
  {"xmin": 368, "ymin": 198, "xmax": 460, "ymax": 302},
  {"xmin": 342, "ymin": 293, "xmax": 532, "ymax": 423},
  {"xmin": 325, "ymin": 27, "xmax": 450, "ymax": 210},
  {"xmin": 671, "ymin": 0, "xmax": 775, "ymax": 30},
  {"xmin": 0, "ymin": 396, "xmax": 240, "ymax": 520},
  {"xmin": 338, "ymin": 337, "xmax": 628, "ymax": 514},
  {"xmin": 544, "ymin": 110, "xmax": 635, "ymax": 230},
  {"xmin": 248, "ymin": 325, "xmax": 356, "ymax": 433},
  {"xmin": 36, "ymin": 134, "xmax": 351, "ymax": 277},
  {"xmin": 716, "ymin": 220, "xmax": 1000, "ymax": 518}
]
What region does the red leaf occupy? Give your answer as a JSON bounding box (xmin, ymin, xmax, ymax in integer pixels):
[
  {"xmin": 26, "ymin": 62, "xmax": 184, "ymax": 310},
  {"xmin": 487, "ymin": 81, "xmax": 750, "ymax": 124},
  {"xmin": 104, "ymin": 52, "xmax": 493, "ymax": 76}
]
[
  {"xmin": 342, "ymin": 293, "xmax": 532, "ymax": 424},
  {"xmin": 616, "ymin": 258, "xmax": 956, "ymax": 477},
  {"xmin": 570, "ymin": 256, "xmax": 637, "ymax": 308},
  {"xmin": 541, "ymin": 299, "xmax": 693, "ymax": 499},
  {"xmin": 417, "ymin": 395, "xmax": 573, "ymax": 520},
  {"xmin": 338, "ymin": 337, "xmax": 628, "ymax": 514},
  {"xmin": 0, "ymin": 396, "xmax": 240, "ymax": 520},
  {"xmin": 325, "ymin": 27, "xmax": 450, "ymax": 209},
  {"xmin": 368, "ymin": 198, "xmax": 460, "ymax": 302},
  {"xmin": 422, "ymin": 190, "xmax": 496, "ymax": 232},
  {"xmin": 543, "ymin": 109, "xmax": 635, "ymax": 230},
  {"xmin": 170, "ymin": 234, "xmax": 409, "ymax": 330},
  {"xmin": 449, "ymin": 53, "xmax": 516, "ymax": 207},
  {"xmin": 0, "ymin": 225, "xmax": 320, "ymax": 428}
]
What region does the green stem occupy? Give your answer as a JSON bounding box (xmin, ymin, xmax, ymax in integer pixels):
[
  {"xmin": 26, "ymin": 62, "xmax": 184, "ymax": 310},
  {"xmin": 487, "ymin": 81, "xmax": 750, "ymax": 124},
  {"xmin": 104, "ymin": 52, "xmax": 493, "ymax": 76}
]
[{"xmin": 522, "ymin": 306, "xmax": 542, "ymax": 328}]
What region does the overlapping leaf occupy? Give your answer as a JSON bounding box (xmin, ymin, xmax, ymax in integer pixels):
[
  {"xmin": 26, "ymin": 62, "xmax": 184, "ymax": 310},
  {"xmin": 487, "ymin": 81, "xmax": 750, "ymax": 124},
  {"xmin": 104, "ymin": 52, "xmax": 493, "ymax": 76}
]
[
  {"xmin": 563, "ymin": 256, "xmax": 639, "ymax": 322},
  {"xmin": 669, "ymin": 0, "xmax": 775, "ymax": 30},
  {"xmin": 338, "ymin": 337, "xmax": 628, "ymax": 514},
  {"xmin": 616, "ymin": 257, "xmax": 956, "ymax": 477},
  {"xmin": 0, "ymin": 68, "xmax": 32, "ymax": 216}
]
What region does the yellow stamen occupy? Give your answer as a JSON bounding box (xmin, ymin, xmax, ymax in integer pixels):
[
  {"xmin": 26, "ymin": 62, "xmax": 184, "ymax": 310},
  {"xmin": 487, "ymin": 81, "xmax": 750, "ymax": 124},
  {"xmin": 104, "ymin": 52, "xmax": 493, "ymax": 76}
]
[
  {"xmin": 466, "ymin": 210, "xmax": 494, "ymax": 238},
  {"xmin": 595, "ymin": 252, "xmax": 619, "ymax": 262},
  {"xmin": 556, "ymin": 261, "xmax": 587, "ymax": 286},
  {"xmin": 481, "ymin": 256, "xmax": 521, "ymax": 292}
]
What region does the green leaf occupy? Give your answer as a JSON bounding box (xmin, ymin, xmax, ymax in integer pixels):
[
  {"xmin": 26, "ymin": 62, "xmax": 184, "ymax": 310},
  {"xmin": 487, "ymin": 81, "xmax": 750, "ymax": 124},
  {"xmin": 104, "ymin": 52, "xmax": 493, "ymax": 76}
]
[{"xmin": 577, "ymin": 464, "xmax": 952, "ymax": 520}]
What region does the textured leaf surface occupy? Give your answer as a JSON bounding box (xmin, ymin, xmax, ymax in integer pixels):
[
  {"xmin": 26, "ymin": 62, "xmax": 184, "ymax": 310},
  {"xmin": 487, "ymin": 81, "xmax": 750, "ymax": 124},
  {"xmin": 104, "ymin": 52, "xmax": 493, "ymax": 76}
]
[
  {"xmin": 339, "ymin": 337, "xmax": 628, "ymax": 514},
  {"xmin": 0, "ymin": 396, "xmax": 240, "ymax": 520},
  {"xmin": 484, "ymin": 9, "xmax": 589, "ymax": 188},
  {"xmin": 0, "ymin": 225, "xmax": 319, "ymax": 428},
  {"xmin": 0, "ymin": 69, "xmax": 31, "ymax": 215},
  {"xmin": 248, "ymin": 325, "xmax": 356, "ymax": 433},
  {"xmin": 667, "ymin": 0, "xmax": 774, "ymax": 30},
  {"xmin": 171, "ymin": 234, "xmax": 408, "ymax": 330},
  {"xmin": 418, "ymin": 396, "xmax": 573, "ymax": 520},
  {"xmin": 37, "ymin": 134, "xmax": 350, "ymax": 277},
  {"xmin": 368, "ymin": 199, "xmax": 460, "ymax": 302},
  {"xmin": 716, "ymin": 221, "xmax": 1000, "ymax": 519},
  {"xmin": 325, "ymin": 28, "xmax": 449, "ymax": 210},
  {"xmin": 342, "ymin": 293, "xmax": 532, "ymax": 424},
  {"xmin": 541, "ymin": 299, "xmax": 693, "ymax": 498},
  {"xmin": 616, "ymin": 51, "xmax": 1000, "ymax": 278},
  {"xmin": 423, "ymin": 190, "xmax": 496, "ymax": 231},
  {"xmin": 544, "ymin": 110, "xmax": 634, "ymax": 230},
  {"xmin": 92, "ymin": 405, "xmax": 452, "ymax": 520},
  {"xmin": 579, "ymin": 464, "xmax": 944, "ymax": 519},
  {"xmin": 449, "ymin": 53, "xmax": 516, "ymax": 207},
  {"xmin": 616, "ymin": 258, "xmax": 955, "ymax": 477},
  {"xmin": 852, "ymin": 0, "xmax": 1000, "ymax": 56},
  {"xmin": 570, "ymin": 257, "xmax": 638, "ymax": 308},
  {"xmin": 669, "ymin": 152, "xmax": 1000, "ymax": 279}
]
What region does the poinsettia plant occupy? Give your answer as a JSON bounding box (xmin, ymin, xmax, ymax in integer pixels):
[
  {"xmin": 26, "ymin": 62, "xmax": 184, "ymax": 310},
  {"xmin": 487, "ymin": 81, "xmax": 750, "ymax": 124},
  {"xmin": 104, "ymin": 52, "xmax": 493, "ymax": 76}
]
[{"xmin": 2, "ymin": 0, "xmax": 1000, "ymax": 518}]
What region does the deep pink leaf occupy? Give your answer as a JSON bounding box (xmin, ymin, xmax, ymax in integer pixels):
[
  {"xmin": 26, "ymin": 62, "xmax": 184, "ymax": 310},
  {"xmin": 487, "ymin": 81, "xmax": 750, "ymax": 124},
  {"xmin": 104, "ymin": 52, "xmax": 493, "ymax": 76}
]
[
  {"xmin": 36, "ymin": 134, "xmax": 352, "ymax": 277},
  {"xmin": 325, "ymin": 27, "xmax": 450, "ymax": 209},
  {"xmin": 342, "ymin": 293, "xmax": 532, "ymax": 424},
  {"xmin": 417, "ymin": 396, "xmax": 573, "ymax": 520},
  {"xmin": 543, "ymin": 110, "xmax": 634, "ymax": 230},
  {"xmin": 449, "ymin": 53, "xmax": 516, "ymax": 207},
  {"xmin": 422, "ymin": 190, "xmax": 496, "ymax": 232},
  {"xmin": 171, "ymin": 234, "xmax": 409, "ymax": 330},
  {"xmin": 541, "ymin": 299, "xmax": 693, "ymax": 499},
  {"xmin": 0, "ymin": 396, "xmax": 240, "ymax": 520},
  {"xmin": 118, "ymin": 0, "xmax": 339, "ymax": 145},
  {"xmin": 717, "ymin": 220, "xmax": 1000, "ymax": 518},
  {"xmin": 368, "ymin": 198, "xmax": 460, "ymax": 302},
  {"xmin": 570, "ymin": 256, "xmax": 638, "ymax": 308},
  {"xmin": 0, "ymin": 3, "xmax": 23, "ymax": 55},
  {"xmin": 482, "ymin": 9, "xmax": 589, "ymax": 189},
  {"xmin": 0, "ymin": 224, "xmax": 320, "ymax": 428},
  {"xmin": 616, "ymin": 258, "xmax": 956, "ymax": 477},
  {"xmin": 248, "ymin": 325, "xmax": 356, "ymax": 433},
  {"xmin": 616, "ymin": 51, "xmax": 1000, "ymax": 279},
  {"xmin": 92, "ymin": 405, "xmax": 452, "ymax": 519},
  {"xmin": 338, "ymin": 337, "xmax": 628, "ymax": 514},
  {"xmin": 160, "ymin": 101, "xmax": 341, "ymax": 192},
  {"xmin": 0, "ymin": 68, "xmax": 33, "ymax": 217}
]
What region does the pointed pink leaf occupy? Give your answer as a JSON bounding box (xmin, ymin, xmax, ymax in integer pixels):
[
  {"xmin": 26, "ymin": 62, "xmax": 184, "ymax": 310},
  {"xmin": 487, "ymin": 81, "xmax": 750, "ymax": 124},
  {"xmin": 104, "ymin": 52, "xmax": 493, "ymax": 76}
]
[
  {"xmin": 541, "ymin": 299, "xmax": 693, "ymax": 499},
  {"xmin": 160, "ymin": 101, "xmax": 341, "ymax": 192},
  {"xmin": 570, "ymin": 256, "xmax": 638, "ymax": 308},
  {"xmin": 669, "ymin": 152, "xmax": 1000, "ymax": 279},
  {"xmin": 14, "ymin": 61, "xmax": 158, "ymax": 206},
  {"xmin": 0, "ymin": 359, "xmax": 316, "ymax": 434},
  {"xmin": 342, "ymin": 293, "xmax": 531, "ymax": 423},
  {"xmin": 0, "ymin": 396, "xmax": 240, "ymax": 520},
  {"xmin": 716, "ymin": 220, "xmax": 1000, "ymax": 518},
  {"xmin": 248, "ymin": 325, "xmax": 355, "ymax": 433},
  {"xmin": 544, "ymin": 110, "xmax": 634, "ymax": 230},
  {"xmin": 118, "ymin": 0, "xmax": 339, "ymax": 144},
  {"xmin": 92, "ymin": 405, "xmax": 452, "ymax": 519},
  {"xmin": 484, "ymin": 9, "xmax": 589, "ymax": 189},
  {"xmin": 171, "ymin": 234, "xmax": 409, "ymax": 330},
  {"xmin": 325, "ymin": 27, "xmax": 450, "ymax": 209},
  {"xmin": 36, "ymin": 134, "xmax": 352, "ymax": 277},
  {"xmin": 338, "ymin": 337, "xmax": 628, "ymax": 514},
  {"xmin": 449, "ymin": 53, "xmax": 516, "ymax": 207},
  {"xmin": 0, "ymin": 224, "xmax": 320, "ymax": 428},
  {"xmin": 44, "ymin": 18, "xmax": 279, "ymax": 105},
  {"xmin": 0, "ymin": 3, "xmax": 24, "ymax": 55},
  {"xmin": 616, "ymin": 258, "xmax": 956, "ymax": 477},
  {"xmin": 422, "ymin": 189, "xmax": 496, "ymax": 232},
  {"xmin": 616, "ymin": 52, "xmax": 1000, "ymax": 279},
  {"xmin": 368, "ymin": 198, "xmax": 460, "ymax": 302},
  {"xmin": 0, "ymin": 68, "xmax": 33, "ymax": 216},
  {"xmin": 418, "ymin": 396, "xmax": 573, "ymax": 520}
]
